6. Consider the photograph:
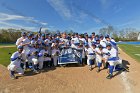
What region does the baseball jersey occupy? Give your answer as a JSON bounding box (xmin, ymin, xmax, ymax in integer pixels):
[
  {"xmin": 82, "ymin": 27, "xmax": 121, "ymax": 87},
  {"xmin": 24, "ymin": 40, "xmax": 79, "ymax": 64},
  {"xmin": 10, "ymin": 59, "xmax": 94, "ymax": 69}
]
[{"xmin": 10, "ymin": 51, "xmax": 22, "ymax": 67}]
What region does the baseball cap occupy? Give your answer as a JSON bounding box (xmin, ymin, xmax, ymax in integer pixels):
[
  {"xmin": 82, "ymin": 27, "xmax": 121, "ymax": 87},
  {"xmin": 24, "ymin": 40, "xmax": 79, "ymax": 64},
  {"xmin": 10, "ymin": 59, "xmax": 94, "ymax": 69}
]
[
  {"xmin": 28, "ymin": 33, "xmax": 33, "ymax": 37},
  {"xmin": 41, "ymin": 34, "xmax": 45, "ymax": 37},
  {"xmin": 105, "ymin": 35, "xmax": 110, "ymax": 38},
  {"xmin": 21, "ymin": 32, "xmax": 26, "ymax": 36},
  {"xmin": 17, "ymin": 45, "xmax": 23, "ymax": 49},
  {"xmin": 92, "ymin": 42, "xmax": 96, "ymax": 46},
  {"xmin": 98, "ymin": 45, "xmax": 103, "ymax": 48},
  {"xmin": 84, "ymin": 43, "xmax": 88, "ymax": 46},
  {"xmin": 92, "ymin": 32, "xmax": 95, "ymax": 35},
  {"xmin": 106, "ymin": 43, "xmax": 112, "ymax": 47}
]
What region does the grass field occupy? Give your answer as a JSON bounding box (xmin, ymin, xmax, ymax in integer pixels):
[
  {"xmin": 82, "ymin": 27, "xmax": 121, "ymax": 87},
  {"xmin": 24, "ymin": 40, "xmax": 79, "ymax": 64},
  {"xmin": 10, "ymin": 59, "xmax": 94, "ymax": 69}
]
[
  {"xmin": 0, "ymin": 43, "xmax": 15, "ymax": 46},
  {"xmin": 0, "ymin": 46, "xmax": 16, "ymax": 66},
  {"xmin": 119, "ymin": 44, "xmax": 140, "ymax": 62}
]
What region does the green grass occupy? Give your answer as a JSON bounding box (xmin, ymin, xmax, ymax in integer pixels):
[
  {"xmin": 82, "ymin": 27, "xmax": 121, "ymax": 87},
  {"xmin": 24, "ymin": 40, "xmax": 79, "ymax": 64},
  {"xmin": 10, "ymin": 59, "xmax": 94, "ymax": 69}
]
[
  {"xmin": 119, "ymin": 44, "xmax": 140, "ymax": 62},
  {"xmin": 0, "ymin": 43, "xmax": 15, "ymax": 46},
  {"xmin": 0, "ymin": 47, "xmax": 16, "ymax": 66}
]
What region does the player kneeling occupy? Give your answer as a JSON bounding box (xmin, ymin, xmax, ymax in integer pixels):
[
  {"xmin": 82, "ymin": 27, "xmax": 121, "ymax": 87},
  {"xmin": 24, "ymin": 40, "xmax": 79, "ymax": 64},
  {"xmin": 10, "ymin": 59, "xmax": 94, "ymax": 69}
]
[
  {"xmin": 7, "ymin": 46, "xmax": 24, "ymax": 79},
  {"xmin": 106, "ymin": 43, "xmax": 127, "ymax": 79}
]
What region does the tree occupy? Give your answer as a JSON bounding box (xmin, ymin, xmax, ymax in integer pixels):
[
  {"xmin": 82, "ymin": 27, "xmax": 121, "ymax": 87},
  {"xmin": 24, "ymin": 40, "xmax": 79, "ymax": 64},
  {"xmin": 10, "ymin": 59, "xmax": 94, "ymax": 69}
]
[{"xmin": 99, "ymin": 25, "xmax": 114, "ymax": 36}]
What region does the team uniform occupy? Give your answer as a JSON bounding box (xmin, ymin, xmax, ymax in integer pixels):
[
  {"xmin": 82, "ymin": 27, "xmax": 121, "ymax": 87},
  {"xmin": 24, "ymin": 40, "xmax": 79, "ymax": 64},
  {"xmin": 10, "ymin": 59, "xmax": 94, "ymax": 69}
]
[
  {"xmin": 95, "ymin": 45, "xmax": 108, "ymax": 72},
  {"xmin": 106, "ymin": 45, "xmax": 120, "ymax": 79},
  {"xmin": 27, "ymin": 46, "xmax": 40, "ymax": 73},
  {"xmin": 85, "ymin": 44, "xmax": 96, "ymax": 70},
  {"xmin": 51, "ymin": 47, "xmax": 60, "ymax": 66},
  {"xmin": 40, "ymin": 48, "xmax": 52, "ymax": 68},
  {"xmin": 8, "ymin": 46, "xmax": 24, "ymax": 79}
]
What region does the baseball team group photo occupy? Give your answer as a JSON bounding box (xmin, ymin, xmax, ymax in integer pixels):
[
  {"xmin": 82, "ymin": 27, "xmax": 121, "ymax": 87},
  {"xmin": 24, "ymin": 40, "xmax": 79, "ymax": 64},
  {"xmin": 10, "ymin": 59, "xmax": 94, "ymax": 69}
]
[{"xmin": 0, "ymin": 0, "xmax": 140, "ymax": 93}]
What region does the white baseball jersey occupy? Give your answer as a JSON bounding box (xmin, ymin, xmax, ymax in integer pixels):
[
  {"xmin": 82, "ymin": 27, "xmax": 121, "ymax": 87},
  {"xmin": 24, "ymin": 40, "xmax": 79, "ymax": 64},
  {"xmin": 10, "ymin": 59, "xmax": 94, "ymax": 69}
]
[
  {"xmin": 85, "ymin": 47, "xmax": 95, "ymax": 54},
  {"xmin": 107, "ymin": 48, "xmax": 117, "ymax": 58},
  {"xmin": 16, "ymin": 37, "xmax": 25, "ymax": 46},
  {"xmin": 100, "ymin": 40, "xmax": 106, "ymax": 48},
  {"xmin": 60, "ymin": 38, "xmax": 69, "ymax": 46},
  {"xmin": 71, "ymin": 37, "xmax": 79, "ymax": 43},
  {"xmin": 10, "ymin": 51, "xmax": 22, "ymax": 67},
  {"xmin": 51, "ymin": 49, "xmax": 60, "ymax": 56},
  {"xmin": 21, "ymin": 38, "xmax": 30, "ymax": 50},
  {"xmin": 40, "ymin": 49, "xmax": 51, "ymax": 61},
  {"xmin": 79, "ymin": 38, "xmax": 87, "ymax": 44}
]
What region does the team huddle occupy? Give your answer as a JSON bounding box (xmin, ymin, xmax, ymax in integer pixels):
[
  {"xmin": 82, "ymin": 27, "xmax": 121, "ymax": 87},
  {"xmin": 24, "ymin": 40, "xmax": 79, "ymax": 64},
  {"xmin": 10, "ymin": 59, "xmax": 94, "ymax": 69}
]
[{"xmin": 7, "ymin": 32, "xmax": 128, "ymax": 80}]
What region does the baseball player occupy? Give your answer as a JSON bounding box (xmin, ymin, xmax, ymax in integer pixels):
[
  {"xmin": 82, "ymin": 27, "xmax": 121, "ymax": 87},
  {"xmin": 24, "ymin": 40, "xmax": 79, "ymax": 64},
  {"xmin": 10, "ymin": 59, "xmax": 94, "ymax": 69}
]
[
  {"xmin": 96, "ymin": 45, "xmax": 107, "ymax": 72},
  {"xmin": 27, "ymin": 42, "xmax": 40, "ymax": 73},
  {"xmin": 16, "ymin": 32, "xmax": 32, "ymax": 70},
  {"xmin": 105, "ymin": 43, "xmax": 120, "ymax": 79},
  {"xmin": 85, "ymin": 43, "xmax": 95, "ymax": 71},
  {"xmin": 51, "ymin": 44, "xmax": 60, "ymax": 66},
  {"xmin": 40, "ymin": 45, "xmax": 52, "ymax": 68},
  {"xmin": 105, "ymin": 35, "xmax": 118, "ymax": 51},
  {"xmin": 7, "ymin": 46, "xmax": 24, "ymax": 79},
  {"xmin": 91, "ymin": 43, "xmax": 98, "ymax": 67}
]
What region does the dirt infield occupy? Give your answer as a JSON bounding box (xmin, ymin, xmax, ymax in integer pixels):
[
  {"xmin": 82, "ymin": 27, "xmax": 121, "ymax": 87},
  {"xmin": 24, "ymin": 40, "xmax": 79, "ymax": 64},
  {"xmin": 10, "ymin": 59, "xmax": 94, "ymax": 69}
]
[
  {"xmin": 0, "ymin": 49, "xmax": 140, "ymax": 93},
  {"xmin": 0, "ymin": 45, "xmax": 16, "ymax": 48}
]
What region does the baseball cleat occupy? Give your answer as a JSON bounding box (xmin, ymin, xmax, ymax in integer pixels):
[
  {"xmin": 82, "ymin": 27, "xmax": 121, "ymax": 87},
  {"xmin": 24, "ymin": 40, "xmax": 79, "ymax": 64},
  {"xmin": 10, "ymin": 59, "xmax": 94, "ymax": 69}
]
[
  {"xmin": 106, "ymin": 74, "xmax": 113, "ymax": 79},
  {"xmin": 10, "ymin": 75, "xmax": 16, "ymax": 80},
  {"xmin": 33, "ymin": 70, "xmax": 39, "ymax": 74},
  {"xmin": 96, "ymin": 69, "xmax": 100, "ymax": 73},
  {"xmin": 89, "ymin": 68, "xmax": 92, "ymax": 71}
]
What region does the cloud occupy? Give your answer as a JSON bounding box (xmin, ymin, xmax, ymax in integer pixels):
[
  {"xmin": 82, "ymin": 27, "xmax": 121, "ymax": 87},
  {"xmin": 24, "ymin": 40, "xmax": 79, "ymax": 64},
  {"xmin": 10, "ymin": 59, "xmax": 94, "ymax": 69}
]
[
  {"xmin": 47, "ymin": 0, "xmax": 103, "ymax": 25},
  {"xmin": 47, "ymin": 0, "xmax": 72, "ymax": 19},
  {"xmin": 0, "ymin": 13, "xmax": 48, "ymax": 26},
  {"xmin": 0, "ymin": 12, "xmax": 48, "ymax": 31},
  {"xmin": 0, "ymin": 19, "xmax": 38, "ymax": 31}
]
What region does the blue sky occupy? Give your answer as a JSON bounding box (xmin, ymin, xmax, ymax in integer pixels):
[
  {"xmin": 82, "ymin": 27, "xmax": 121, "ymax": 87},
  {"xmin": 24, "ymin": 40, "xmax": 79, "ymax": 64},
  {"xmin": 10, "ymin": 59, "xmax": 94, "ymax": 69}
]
[{"xmin": 0, "ymin": 0, "xmax": 140, "ymax": 33}]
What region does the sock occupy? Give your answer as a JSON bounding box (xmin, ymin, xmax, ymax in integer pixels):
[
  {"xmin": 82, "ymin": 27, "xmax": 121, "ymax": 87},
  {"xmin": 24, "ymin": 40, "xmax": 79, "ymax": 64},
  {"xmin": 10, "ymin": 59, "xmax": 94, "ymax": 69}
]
[
  {"xmin": 109, "ymin": 66, "xmax": 114, "ymax": 74},
  {"xmin": 89, "ymin": 60, "xmax": 93, "ymax": 65},
  {"xmin": 98, "ymin": 62, "xmax": 102, "ymax": 69},
  {"xmin": 34, "ymin": 64, "xmax": 38, "ymax": 70},
  {"xmin": 10, "ymin": 71, "xmax": 14, "ymax": 76},
  {"xmin": 29, "ymin": 63, "xmax": 33, "ymax": 68}
]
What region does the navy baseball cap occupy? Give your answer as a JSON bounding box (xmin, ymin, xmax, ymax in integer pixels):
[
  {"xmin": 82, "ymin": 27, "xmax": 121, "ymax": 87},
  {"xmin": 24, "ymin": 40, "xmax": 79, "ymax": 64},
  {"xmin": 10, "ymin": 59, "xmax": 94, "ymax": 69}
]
[
  {"xmin": 106, "ymin": 43, "xmax": 112, "ymax": 47},
  {"xmin": 98, "ymin": 45, "xmax": 103, "ymax": 48},
  {"xmin": 21, "ymin": 32, "xmax": 26, "ymax": 36},
  {"xmin": 92, "ymin": 42, "xmax": 96, "ymax": 46},
  {"xmin": 17, "ymin": 45, "xmax": 23, "ymax": 49},
  {"xmin": 92, "ymin": 32, "xmax": 95, "ymax": 35},
  {"xmin": 96, "ymin": 38, "xmax": 100, "ymax": 41},
  {"xmin": 105, "ymin": 35, "xmax": 110, "ymax": 38},
  {"xmin": 85, "ymin": 43, "xmax": 88, "ymax": 46},
  {"xmin": 42, "ymin": 34, "xmax": 45, "ymax": 37},
  {"xmin": 88, "ymin": 35, "xmax": 92, "ymax": 38},
  {"xmin": 28, "ymin": 33, "xmax": 33, "ymax": 37}
]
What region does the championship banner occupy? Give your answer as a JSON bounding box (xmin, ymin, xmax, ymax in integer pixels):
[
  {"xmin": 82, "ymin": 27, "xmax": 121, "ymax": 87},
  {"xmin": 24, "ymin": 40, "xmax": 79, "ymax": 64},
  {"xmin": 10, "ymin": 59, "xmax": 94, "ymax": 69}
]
[{"xmin": 58, "ymin": 47, "xmax": 83, "ymax": 65}]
